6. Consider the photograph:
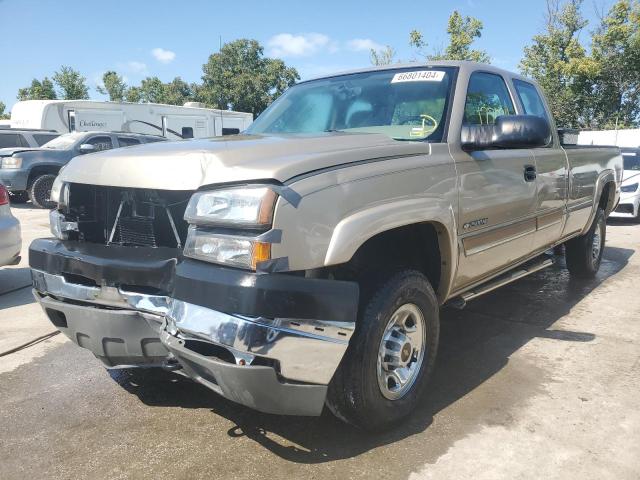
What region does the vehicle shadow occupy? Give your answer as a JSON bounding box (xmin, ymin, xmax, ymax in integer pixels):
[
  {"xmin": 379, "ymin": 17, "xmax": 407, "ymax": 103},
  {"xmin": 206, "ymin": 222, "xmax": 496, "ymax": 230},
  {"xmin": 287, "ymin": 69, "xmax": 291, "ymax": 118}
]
[{"xmin": 113, "ymin": 246, "xmax": 633, "ymax": 464}]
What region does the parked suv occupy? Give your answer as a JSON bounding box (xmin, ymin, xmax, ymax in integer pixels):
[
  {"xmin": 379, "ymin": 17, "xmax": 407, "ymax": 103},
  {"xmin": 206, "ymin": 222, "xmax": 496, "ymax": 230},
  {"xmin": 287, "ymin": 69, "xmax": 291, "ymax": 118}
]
[
  {"xmin": 0, "ymin": 131, "xmax": 165, "ymax": 208},
  {"xmin": 0, "ymin": 128, "xmax": 60, "ymax": 149}
]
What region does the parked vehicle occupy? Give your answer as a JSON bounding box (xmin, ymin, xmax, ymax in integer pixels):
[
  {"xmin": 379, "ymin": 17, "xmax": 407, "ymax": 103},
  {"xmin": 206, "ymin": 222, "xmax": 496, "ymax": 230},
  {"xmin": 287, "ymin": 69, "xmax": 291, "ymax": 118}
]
[
  {"xmin": 610, "ymin": 147, "xmax": 640, "ymax": 220},
  {"xmin": 9, "ymin": 100, "xmax": 253, "ymax": 140},
  {"xmin": 30, "ymin": 62, "xmax": 622, "ymax": 430},
  {"xmin": 0, "ymin": 131, "xmax": 166, "ymax": 208},
  {"xmin": 0, "ymin": 184, "xmax": 21, "ymax": 268},
  {"xmin": 0, "ymin": 128, "xmax": 60, "ymax": 149}
]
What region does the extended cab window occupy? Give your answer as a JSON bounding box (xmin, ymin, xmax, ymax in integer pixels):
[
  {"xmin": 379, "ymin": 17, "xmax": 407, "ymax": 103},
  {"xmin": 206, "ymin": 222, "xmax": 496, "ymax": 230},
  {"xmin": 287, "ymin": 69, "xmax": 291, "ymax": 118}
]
[
  {"xmin": 513, "ymin": 79, "xmax": 549, "ymax": 120},
  {"xmin": 247, "ymin": 67, "xmax": 455, "ymax": 142},
  {"xmin": 464, "ymin": 72, "xmax": 515, "ymax": 125},
  {"xmin": 117, "ymin": 137, "xmax": 141, "ymax": 147},
  {"xmin": 86, "ymin": 136, "xmax": 113, "ymax": 151}
]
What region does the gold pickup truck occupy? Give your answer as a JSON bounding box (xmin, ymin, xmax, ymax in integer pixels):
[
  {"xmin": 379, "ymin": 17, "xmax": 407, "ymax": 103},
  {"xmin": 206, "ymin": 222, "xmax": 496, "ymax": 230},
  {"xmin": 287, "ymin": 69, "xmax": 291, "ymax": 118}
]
[{"xmin": 30, "ymin": 61, "xmax": 622, "ymax": 430}]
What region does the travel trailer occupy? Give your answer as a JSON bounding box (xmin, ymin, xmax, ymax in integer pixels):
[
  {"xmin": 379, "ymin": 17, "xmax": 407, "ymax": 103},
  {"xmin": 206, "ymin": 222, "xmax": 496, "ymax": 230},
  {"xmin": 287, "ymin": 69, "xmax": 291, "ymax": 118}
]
[{"xmin": 9, "ymin": 100, "xmax": 253, "ymax": 140}]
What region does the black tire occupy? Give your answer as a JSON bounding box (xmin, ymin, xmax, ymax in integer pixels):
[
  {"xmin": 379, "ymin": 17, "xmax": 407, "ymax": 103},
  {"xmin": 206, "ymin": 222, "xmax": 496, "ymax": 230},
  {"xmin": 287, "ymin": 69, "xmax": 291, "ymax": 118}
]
[
  {"xmin": 9, "ymin": 190, "xmax": 29, "ymax": 204},
  {"xmin": 28, "ymin": 174, "xmax": 57, "ymax": 209},
  {"xmin": 326, "ymin": 270, "xmax": 439, "ymax": 431},
  {"xmin": 565, "ymin": 208, "xmax": 606, "ymax": 278}
]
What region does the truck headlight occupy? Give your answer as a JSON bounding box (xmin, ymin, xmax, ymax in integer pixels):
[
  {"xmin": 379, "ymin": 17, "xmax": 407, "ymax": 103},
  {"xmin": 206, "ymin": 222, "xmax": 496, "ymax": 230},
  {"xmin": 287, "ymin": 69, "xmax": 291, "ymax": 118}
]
[
  {"xmin": 621, "ymin": 183, "xmax": 638, "ymax": 193},
  {"xmin": 184, "ymin": 186, "xmax": 277, "ymax": 228},
  {"xmin": 183, "ymin": 185, "xmax": 278, "ymax": 269},
  {"xmin": 183, "ymin": 227, "xmax": 271, "ymax": 269},
  {"xmin": 1, "ymin": 157, "xmax": 22, "ymax": 169},
  {"xmin": 50, "ymin": 178, "xmax": 69, "ymax": 207}
]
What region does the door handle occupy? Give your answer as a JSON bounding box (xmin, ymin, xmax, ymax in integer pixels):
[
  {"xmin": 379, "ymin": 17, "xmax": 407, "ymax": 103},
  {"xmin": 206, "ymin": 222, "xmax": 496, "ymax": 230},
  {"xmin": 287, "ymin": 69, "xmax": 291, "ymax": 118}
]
[{"xmin": 524, "ymin": 165, "xmax": 537, "ymax": 182}]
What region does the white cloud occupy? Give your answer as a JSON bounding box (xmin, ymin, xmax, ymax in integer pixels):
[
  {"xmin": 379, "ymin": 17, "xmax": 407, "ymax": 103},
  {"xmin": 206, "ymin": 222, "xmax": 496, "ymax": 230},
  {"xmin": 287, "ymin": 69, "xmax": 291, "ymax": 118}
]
[
  {"xmin": 151, "ymin": 48, "xmax": 176, "ymax": 63},
  {"xmin": 347, "ymin": 38, "xmax": 384, "ymax": 52},
  {"xmin": 267, "ymin": 33, "xmax": 337, "ymax": 57},
  {"xmin": 122, "ymin": 61, "xmax": 148, "ymax": 74}
]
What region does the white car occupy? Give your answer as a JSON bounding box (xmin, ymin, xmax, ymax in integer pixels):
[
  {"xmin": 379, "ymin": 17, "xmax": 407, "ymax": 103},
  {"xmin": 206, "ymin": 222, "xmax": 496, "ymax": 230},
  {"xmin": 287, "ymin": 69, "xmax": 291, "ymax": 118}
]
[
  {"xmin": 611, "ymin": 148, "xmax": 640, "ymax": 221},
  {"xmin": 0, "ymin": 184, "xmax": 21, "ymax": 266}
]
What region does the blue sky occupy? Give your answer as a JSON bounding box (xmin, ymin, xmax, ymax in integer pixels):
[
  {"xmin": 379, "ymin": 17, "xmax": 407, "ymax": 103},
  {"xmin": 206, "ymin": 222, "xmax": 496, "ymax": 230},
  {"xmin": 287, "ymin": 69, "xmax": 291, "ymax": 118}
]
[{"xmin": 0, "ymin": 0, "xmax": 615, "ymax": 111}]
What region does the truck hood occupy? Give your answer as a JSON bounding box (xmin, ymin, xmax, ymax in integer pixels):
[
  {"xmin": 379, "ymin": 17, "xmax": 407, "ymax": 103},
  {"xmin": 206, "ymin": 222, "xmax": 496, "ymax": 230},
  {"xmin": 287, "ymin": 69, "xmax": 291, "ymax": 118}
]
[
  {"xmin": 0, "ymin": 147, "xmax": 40, "ymax": 157},
  {"xmin": 58, "ymin": 133, "xmax": 431, "ymax": 190}
]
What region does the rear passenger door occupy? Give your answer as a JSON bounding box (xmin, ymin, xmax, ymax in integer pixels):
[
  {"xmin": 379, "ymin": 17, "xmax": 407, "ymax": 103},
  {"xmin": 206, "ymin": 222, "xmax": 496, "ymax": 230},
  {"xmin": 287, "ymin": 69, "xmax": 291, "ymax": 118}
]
[
  {"xmin": 513, "ymin": 79, "xmax": 568, "ymax": 249},
  {"xmin": 451, "ymin": 71, "xmax": 539, "ymax": 289}
]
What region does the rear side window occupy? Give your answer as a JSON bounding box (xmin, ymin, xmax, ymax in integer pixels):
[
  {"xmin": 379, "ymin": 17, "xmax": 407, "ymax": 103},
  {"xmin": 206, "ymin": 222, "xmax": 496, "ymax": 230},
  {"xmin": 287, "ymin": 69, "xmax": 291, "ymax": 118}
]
[
  {"xmin": 86, "ymin": 136, "xmax": 113, "ymax": 151},
  {"xmin": 117, "ymin": 137, "xmax": 141, "ymax": 147},
  {"xmin": 0, "ymin": 133, "xmax": 28, "ymax": 148},
  {"xmin": 33, "ymin": 134, "xmax": 60, "ymax": 146},
  {"xmin": 464, "ymin": 72, "xmax": 515, "ymax": 125},
  {"xmin": 513, "ymin": 79, "xmax": 549, "ymax": 120}
]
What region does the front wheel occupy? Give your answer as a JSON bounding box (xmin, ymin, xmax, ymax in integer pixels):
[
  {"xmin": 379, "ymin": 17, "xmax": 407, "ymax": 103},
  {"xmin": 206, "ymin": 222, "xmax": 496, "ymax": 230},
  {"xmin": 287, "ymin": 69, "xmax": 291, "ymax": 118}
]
[
  {"xmin": 28, "ymin": 174, "xmax": 57, "ymax": 209},
  {"xmin": 326, "ymin": 270, "xmax": 439, "ymax": 430},
  {"xmin": 565, "ymin": 208, "xmax": 606, "ymax": 278}
]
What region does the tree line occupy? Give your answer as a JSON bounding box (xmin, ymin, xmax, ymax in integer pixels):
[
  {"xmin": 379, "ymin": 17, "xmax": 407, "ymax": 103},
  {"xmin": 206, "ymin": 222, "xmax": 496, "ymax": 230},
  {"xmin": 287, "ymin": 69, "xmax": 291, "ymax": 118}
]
[{"xmin": 8, "ymin": 0, "xmax": 640, "ymax": 128}]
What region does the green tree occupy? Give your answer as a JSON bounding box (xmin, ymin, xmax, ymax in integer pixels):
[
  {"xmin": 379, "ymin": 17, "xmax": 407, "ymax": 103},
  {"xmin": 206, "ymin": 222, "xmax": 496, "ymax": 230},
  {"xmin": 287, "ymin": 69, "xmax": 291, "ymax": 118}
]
[
  {"xmin": 138, "ymin": 77, "xmax": 166, "ymax": 103},
  {"xmin": 520, "ymin": 0, "xmax": 596, "ymax": 128},
  {"xmin": 17, "ymin": 77, "xmax": 57, "ymax": 100},
  {"xmin": 411, "ymin": 11, "xmax": 490, "ymax": 62},
  {"xmin": 96, "ymin": 71, "xmax": 127, "ymax": 102},
  {"xmin": 200, "ymin": 39, "xmax": 299, "ymax": 115},
  {"xmin": 124, "ymin": 86, "xmax": 142, "ymax": 103},
  {"xmin": 162, "ymin": 77, "xmax": 193, "ymax": 105},
  {"xmin": 0, "ymin": 101, "xmax": 9, "ymax": 120},
  {"xmin": 53, "ymin": 66, "xmax": 89, "ymax": 99},
  {"xmin": 370, "ymin": 46, "xmax": 396, "ymax": 66},
  {"xmin": 590, "ymin": 0, "xmax": 640, "ymax": 128}
]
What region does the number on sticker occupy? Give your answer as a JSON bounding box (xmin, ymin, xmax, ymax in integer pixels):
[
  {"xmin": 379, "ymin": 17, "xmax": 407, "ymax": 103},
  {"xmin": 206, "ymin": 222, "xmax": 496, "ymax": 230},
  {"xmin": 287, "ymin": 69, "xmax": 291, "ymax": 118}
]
[{"xmin": 391, "ymin": 71, "xmax": 446, "ymax": 83}]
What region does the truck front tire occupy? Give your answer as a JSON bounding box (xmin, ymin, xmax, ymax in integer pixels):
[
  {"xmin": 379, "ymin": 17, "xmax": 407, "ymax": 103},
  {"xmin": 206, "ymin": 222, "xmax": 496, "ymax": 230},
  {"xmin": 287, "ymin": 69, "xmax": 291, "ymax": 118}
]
[
  {"xmin": 565, "ymin": 208, "xmax": 606, "ymax": 278},
  {"xmin": 28, "ymin": 174, "xmax": 57, "ymax": 209},
  {"xmin": 326, "ymin": 270, "xmax": 439, "ymax": 430}
]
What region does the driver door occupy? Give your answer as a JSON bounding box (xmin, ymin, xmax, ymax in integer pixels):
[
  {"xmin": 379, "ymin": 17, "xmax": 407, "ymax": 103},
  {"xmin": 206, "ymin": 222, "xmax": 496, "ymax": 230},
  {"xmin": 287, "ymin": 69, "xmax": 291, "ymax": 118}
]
[{"xmin": 451, "ymin": 72, "xmax": 539, "ymax": 289}]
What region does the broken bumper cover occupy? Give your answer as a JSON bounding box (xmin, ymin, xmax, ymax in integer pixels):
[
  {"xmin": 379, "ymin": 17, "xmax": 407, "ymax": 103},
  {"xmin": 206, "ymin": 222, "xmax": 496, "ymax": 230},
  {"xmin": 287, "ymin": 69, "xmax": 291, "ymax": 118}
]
[{"xmin": 29, "ymin": 239, "xmax": 359, "ymax": 416}]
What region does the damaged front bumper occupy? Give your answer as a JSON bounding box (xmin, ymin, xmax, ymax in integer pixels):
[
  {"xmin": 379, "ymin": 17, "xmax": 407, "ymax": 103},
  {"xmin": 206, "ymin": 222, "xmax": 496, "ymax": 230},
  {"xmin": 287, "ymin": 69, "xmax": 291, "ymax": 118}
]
[{"xmin": 30, "ymin": 239, "xmax": 359, "ymax": 416}]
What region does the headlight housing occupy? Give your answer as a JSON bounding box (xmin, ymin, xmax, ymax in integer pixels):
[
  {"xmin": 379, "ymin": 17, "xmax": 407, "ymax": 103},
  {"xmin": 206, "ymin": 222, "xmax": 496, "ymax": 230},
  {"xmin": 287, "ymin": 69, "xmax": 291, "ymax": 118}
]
[
  {"xmin": 184, "ymin": 186, "xmax": 277, "ymax": 228},
  {"xmin": 621, "ymin": 182, "xmax": 638, "ymax": 193},
  {"xmin": 183, "ymin": 227, "xmax": 271, "ymax": 269},
  {"xmin": 1, "ymin": 156, "xmax": 22, "ymax": 169},
  {"xmin": 50, "ymin": 178, "xmax": 69, "ymax": 208},
  {"xmin": 183, "ymin": 185, "xmax": 278, "ymax": 269}
]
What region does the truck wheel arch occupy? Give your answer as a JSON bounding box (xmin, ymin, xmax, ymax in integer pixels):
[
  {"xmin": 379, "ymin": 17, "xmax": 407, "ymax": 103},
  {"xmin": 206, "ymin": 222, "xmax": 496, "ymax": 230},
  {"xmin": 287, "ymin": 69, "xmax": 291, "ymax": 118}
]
[
  {"xmin": 27, "ymin": 164, "xmax": 61, "ymax": 186},
  {"xmin": 582, "ymin": 170, "xmax": 617, "ymax": 235},
  {"xmin": 324, "ymin": 197, "xmax": 457, "ymax": 303}
]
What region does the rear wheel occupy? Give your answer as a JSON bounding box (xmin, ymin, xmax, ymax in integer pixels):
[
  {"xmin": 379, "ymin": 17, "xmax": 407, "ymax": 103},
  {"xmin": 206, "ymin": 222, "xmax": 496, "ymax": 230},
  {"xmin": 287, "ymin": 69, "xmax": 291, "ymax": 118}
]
[
  {"xmin": 326, "ymin": 270, "xmax": 439, "ymax": 431},
  {"xmin": 28, "ymin": 174, "xmax": 57, "ymax": 209},
  {"xmin": 9, "ymin": 190, "xmax": 29, "ymax": 204},
  {"xmin": 565, "ymin": 208, "xmax": 606, "ymax": 278}
]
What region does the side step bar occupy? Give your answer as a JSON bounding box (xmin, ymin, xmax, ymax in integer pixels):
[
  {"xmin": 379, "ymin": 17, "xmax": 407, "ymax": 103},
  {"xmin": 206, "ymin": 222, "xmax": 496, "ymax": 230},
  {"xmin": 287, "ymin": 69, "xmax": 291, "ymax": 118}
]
[{"xmin": 449, "ymin": 256, "xmax": 555, "ymax": 309}]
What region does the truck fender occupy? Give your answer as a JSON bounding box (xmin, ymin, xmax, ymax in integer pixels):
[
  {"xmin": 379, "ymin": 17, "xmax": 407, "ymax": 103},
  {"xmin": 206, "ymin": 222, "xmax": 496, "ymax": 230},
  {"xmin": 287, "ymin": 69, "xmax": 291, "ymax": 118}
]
[
  {"xmin": 324, "ymin": 196, "xmax": 458, "ymax": 300},
  {"xmin": 582, "ymin": 169, "xmax": 616, "ymax": 234}
]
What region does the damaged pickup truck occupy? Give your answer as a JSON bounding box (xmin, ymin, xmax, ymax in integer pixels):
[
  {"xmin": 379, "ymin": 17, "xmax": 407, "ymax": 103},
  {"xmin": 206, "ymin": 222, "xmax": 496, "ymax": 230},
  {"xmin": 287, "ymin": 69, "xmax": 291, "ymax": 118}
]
[{"xmin": 30, "ymin": 62, "xmax": 622, "ymax": 430}]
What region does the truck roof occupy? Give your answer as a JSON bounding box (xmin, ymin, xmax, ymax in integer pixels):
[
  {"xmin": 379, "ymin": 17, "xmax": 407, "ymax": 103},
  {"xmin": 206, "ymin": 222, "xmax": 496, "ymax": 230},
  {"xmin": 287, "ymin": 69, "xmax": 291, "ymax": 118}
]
[{"xmin": 303, "ymin": 60, "xmax": 536, "ymax": 86}]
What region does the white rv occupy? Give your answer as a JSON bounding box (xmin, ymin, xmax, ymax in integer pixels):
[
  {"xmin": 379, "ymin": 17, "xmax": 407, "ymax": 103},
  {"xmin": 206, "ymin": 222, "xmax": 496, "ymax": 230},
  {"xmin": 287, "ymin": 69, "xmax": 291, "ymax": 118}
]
[{"xmin": 9, "ymin": 100, "xmax": 253, "ymax": 140}]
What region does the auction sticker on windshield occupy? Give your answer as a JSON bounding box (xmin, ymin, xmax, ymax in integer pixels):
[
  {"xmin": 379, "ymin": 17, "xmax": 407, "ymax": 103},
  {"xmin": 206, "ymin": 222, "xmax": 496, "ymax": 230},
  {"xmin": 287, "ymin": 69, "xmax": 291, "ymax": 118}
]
[{"xmin": 391, "ymin": 70, "xmax": 445, "ymax": 83}]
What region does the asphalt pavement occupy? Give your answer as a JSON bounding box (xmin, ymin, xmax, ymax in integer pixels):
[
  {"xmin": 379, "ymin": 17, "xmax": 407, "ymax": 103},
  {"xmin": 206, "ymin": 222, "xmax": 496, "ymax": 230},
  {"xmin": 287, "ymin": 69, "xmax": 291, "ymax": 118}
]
[{"xmin": 1, "ymin": 206, "xmax": 639, "ymax": 480}]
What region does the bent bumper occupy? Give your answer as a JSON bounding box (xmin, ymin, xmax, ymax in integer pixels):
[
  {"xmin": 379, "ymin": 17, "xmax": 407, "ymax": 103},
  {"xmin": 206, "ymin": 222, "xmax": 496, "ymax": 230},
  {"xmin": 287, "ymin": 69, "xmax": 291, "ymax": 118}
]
[{"xmin": 29, "ymin": 239, "xmax": 359, "ymax": 415}]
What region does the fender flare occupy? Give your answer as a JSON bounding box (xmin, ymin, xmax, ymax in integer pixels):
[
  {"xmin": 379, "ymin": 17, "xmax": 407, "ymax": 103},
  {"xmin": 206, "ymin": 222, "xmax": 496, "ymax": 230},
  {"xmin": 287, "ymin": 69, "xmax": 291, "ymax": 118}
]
[
  {"xmin": 581, "ymin": 169, "xmax": 616, "ymax": 234},
  {"xmin": 324, "ymin": 196, "xmax": 458, "ymax": 301}
]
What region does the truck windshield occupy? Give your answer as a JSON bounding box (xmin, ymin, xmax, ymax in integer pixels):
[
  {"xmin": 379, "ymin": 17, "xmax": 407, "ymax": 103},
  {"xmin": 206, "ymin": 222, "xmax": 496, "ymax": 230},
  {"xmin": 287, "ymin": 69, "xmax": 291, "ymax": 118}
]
[
  {"xmin": 42, "ymin": 132, "xmax": 85, "ymax": 150},
  {"xmin": 247, "ymin": 67, "xmax": 455, "ymax": 142}
]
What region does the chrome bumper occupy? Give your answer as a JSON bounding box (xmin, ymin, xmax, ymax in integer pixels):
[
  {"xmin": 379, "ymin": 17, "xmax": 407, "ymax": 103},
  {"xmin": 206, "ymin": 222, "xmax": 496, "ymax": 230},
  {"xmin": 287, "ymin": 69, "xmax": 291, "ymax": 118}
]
[{"xmin": 32, "ymin": 270, "xmax": 355, "ymax": 415}]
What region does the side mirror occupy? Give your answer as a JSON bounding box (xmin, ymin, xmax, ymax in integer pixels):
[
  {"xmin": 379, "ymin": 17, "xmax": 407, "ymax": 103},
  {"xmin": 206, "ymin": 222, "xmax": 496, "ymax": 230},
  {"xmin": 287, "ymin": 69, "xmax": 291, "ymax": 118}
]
[
  {"xmin": 461, "ymin": 115, "xmax": 552, "ymax": 151},
  {"xmin": 78, "ymin": 144, "xmax": 96, "ymax": 154}
]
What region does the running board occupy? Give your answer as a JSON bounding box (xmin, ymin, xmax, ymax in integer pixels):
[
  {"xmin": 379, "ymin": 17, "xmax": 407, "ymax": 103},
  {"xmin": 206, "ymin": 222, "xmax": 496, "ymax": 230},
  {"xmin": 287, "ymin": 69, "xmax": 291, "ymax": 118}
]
[{"xmin": 449, "ymin": 256, "xmax": 555, "ymax": 309}]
